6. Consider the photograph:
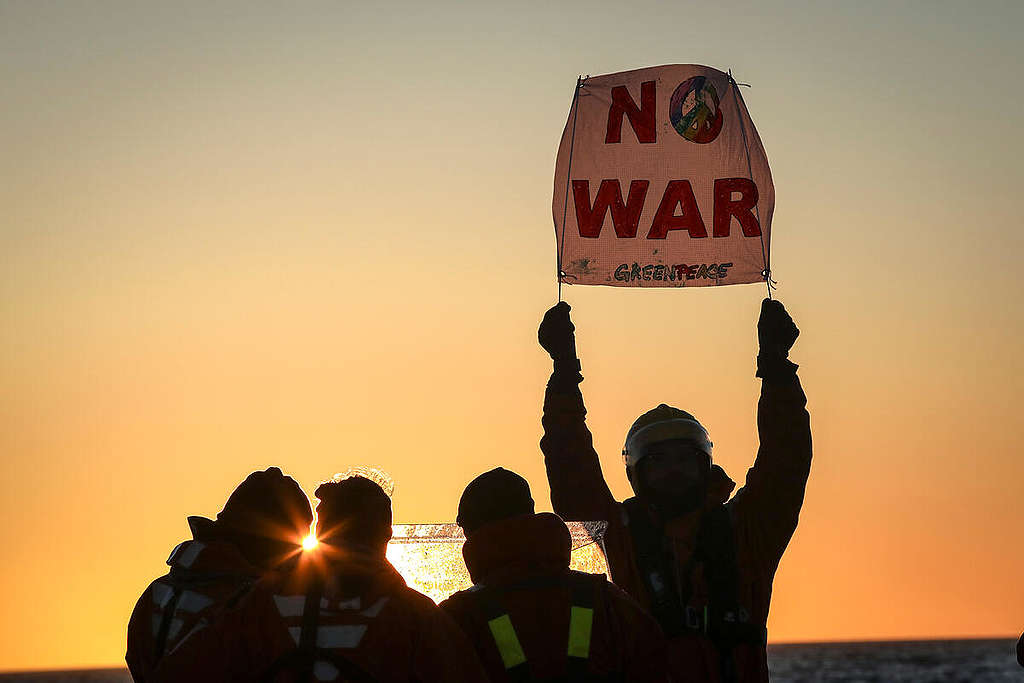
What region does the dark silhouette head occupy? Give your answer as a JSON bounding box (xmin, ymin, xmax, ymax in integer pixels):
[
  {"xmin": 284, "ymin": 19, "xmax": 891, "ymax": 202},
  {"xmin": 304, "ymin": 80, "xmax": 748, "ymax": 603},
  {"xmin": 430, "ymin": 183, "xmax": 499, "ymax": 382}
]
[
  {"xmin": 216, "ymin": 467, "xmax": 314, "ymax": 569},
  {"xmin": 623, "ymin": 404, "xmax": 713, "ymax": 518},
  {"xmin": 456, "ymin": 467, "xmax": 535, "ymax": 537},
  {"xmin": 314, "ymin": 476, "xmax": 393, "ymax": 556}
]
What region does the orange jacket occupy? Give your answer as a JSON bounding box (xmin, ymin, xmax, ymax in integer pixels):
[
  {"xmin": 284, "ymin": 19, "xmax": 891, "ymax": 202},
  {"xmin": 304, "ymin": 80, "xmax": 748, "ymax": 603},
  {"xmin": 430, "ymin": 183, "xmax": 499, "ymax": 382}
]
[
  {"xmin": 441, "ymin": 512, "xmax": 669, "ymax": 682},
  {"xmin": 126, "ymin": 516, "xmax": 261, "ymax": 682},
  {"xmin": 541, "ymin": 370, "xmax": 811, "ymax": 683},
  {"xmin": 153, "ymin": 549, "xmax": 489, "ymax": 683}
]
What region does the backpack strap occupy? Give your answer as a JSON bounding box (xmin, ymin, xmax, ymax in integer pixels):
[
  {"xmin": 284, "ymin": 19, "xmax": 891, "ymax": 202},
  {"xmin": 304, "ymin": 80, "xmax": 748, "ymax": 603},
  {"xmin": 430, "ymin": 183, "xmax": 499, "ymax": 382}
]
[
  {"xmin": 471, "ymin": 585, "xmax": 532, "ymax": 683},
  {"xmin": 295, "ymin": 577, "xmax": 323, "ymax": 683},
  {"xmin": 564, "ymin": 573, "xmax": 596, "ymax": 680},
  {"xmin": 621, "ymin": 497, "xmax": 685, "ymax": 637},
  {"xmin": 152, "ymin": 584, "xmax": 184, "ymax": 661},
  {"xmin": 698, "ymin": 505, "xmax": 768, "ymax": 680},
  {"xmin": 697, "ymin": 504, "xmax": 740, "ymax": 682}
]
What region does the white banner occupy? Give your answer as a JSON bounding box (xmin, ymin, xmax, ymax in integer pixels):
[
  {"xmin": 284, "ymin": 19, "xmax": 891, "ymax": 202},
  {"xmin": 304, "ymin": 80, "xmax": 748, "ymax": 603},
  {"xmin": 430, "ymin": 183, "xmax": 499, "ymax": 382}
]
[{"xmin": 553, "ymin": 65, "xmax": 774, "ymax": 288}]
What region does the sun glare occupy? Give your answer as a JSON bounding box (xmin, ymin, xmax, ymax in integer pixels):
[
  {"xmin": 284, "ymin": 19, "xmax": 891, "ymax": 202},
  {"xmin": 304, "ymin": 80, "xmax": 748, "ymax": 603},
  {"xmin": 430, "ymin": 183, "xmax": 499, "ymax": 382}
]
[{"xmin": 302, "ymin": 534, "xmax": 319, "ymax": 551}]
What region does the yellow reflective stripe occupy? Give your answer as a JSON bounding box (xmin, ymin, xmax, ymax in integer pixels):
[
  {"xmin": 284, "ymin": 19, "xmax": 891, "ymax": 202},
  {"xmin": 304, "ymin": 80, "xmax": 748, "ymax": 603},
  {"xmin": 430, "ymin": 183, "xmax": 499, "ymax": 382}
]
[
  {"xmin": 567, "ymin": 606, "xmax": 594, "ymax": 659},
  {"xmin": 487, "ymin": 614, "xmax": 527, "ymax": 669}
]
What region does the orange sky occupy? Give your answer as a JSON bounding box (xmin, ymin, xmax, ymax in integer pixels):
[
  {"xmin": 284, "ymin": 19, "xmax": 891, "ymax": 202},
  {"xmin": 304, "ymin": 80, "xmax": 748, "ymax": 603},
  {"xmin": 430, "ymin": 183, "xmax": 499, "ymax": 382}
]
[{"xmin": 2, "ymin": 0, "xmax": 1023, "ymax": 671}]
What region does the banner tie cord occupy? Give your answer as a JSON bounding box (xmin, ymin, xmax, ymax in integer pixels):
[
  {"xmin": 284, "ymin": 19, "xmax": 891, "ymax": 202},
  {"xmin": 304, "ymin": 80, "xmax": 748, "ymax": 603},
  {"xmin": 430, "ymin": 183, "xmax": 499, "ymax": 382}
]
[{"xmin": 557, "ymin": 76, "xmax": 585, "ymax": 303}]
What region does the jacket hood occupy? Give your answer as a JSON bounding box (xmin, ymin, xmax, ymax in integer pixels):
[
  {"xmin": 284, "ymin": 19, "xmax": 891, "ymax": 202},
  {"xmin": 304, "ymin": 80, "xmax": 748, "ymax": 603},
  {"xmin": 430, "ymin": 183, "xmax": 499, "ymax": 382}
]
[
  {"xmin": 187, "ymin": 515, "xmax": 220, "ymax": 541},
  {"xmin": 461, "ymin": 512, "xmax": 571, "ymax": 585},
  {"xmin": 188, "ymin": 514, "xmax": 306, "ymax": 572},
  {"xmin": 164, "ymin": 516, "xmax": 264, "ymax": 576},
  {"xmin": 167, "ymin": 537, "xmax": 260, "ymax": 577}
]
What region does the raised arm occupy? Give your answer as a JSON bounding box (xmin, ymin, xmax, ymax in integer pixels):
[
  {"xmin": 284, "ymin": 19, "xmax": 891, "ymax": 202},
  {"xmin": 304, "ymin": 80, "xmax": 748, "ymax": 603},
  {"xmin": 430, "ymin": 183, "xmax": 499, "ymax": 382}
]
[
  {"xmin": 730, "ymin": 299, "xmax": 813, "ymax": 569},
  {"xmin": 538, "ymin": 303, "xmax": 618, "ymax": 521}
]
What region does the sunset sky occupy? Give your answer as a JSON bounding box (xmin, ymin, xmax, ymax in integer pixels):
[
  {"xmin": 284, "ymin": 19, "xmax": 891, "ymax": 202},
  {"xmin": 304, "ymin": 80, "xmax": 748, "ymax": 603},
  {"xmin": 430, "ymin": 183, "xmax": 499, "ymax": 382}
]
[{"xmin": 2, "ymin": 0, "xmax": 1023, "ymax": 671}]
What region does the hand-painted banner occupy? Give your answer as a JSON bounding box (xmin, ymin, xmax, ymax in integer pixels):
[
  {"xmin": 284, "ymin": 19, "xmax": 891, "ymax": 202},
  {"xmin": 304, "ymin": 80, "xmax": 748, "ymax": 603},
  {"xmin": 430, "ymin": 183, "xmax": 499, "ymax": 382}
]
[{"xmin": 552, "ymin": 65, "xmax": 774, "ymax": 288}]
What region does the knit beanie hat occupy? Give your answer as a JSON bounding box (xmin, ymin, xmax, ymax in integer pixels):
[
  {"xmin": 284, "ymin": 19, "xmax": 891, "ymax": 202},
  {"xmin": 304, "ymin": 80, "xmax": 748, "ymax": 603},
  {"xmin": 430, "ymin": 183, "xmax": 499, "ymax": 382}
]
[
  {"xmin": 217, "ymin": 466, "xmax": 313, "ymax": 539},
  {"xmin": 456, "ymin": 468, "xmax": 535, "ymax": 537}
]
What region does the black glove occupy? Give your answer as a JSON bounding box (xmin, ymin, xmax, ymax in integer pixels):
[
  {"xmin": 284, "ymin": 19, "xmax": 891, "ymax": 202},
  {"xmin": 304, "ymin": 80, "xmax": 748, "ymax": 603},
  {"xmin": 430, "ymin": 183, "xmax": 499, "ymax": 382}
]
[
  {"xmin": 538, "ymin": 302, "xmax": 578, "ymax": 366},
  {"xmin": 756, "ymin": 298, "xmax": 799, "ymax": 379}
]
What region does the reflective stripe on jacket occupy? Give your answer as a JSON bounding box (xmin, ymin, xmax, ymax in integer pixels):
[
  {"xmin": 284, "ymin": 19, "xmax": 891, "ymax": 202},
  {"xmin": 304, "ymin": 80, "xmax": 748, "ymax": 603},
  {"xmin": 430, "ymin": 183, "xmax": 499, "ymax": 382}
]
[
  {"xmin": 441, "ymin": 513, "xmax": 670, "ymax": 683},
  {"xmin": 126, "ymin": 518, "xmax": 260, "ymax": 682},
  {"xmin": 151, "ymin": 552, "xmax": 490, "ymax": 683}
]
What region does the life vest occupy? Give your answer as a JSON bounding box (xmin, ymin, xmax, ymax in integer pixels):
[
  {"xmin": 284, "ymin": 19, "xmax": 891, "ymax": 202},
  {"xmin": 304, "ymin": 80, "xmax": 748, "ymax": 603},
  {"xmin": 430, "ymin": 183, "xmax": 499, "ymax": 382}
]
[
  {"xmin": 622, "ymin": 498, "xmax": 766, "ymax": 681},
  {"xmin": 461, "ymin": 572, "xmax": 620, "ymax": 683},
  {"xmin": 148, "ymin": 541, "xmax": 256, "ymax": 661},
  {"xmin": 260, "ymin": 575, "xmax": 385, "ymax": 683}
]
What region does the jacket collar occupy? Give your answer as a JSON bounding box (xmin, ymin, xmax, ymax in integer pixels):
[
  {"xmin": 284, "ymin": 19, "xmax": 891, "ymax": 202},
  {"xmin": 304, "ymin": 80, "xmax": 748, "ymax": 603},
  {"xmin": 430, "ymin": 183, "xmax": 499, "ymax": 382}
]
[
  {"xmin": 187, "ymin": 515, "xmax": 219, "ymax": 541},
  {"xmin": 276, "ymin": 545, "xmax": 407, "ymax": 604}
]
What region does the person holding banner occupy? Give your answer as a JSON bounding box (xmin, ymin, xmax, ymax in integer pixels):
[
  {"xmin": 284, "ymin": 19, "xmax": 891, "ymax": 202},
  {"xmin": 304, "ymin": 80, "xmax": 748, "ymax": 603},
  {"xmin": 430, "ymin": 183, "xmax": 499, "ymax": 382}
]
[{"xmin": 538, "ymin": 299, "xmax": 811, "ymax": 683}]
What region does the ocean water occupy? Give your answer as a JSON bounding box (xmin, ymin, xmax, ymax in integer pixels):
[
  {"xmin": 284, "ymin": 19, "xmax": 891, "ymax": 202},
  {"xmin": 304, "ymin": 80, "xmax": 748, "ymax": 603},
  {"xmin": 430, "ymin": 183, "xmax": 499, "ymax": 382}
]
[
  {"xmin": 1, "ymin": 639, "xmax": 1019, "ymax": 682},
  {"xmin": 767, "ymin": 639, "xmax": 1021, "ymax": 682}
]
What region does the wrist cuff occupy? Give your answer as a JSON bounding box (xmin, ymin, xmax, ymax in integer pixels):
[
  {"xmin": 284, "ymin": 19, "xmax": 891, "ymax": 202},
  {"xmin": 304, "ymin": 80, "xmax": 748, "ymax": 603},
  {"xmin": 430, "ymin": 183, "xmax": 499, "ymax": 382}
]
[
  {"xmin": 552, "ymin": 358, "xmax": 581, "ymax": 374},
  {"xmin": 549, "ymin": 358, "xmax": 583, "ymax": 389},
  {"xmin": 756, "ymin": 353, "xmax": 798, "ymax": 380}
]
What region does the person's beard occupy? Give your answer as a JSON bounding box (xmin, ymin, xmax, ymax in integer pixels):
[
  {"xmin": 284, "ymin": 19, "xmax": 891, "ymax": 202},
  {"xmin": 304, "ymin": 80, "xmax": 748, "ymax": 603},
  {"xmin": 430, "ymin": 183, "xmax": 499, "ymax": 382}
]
[{"xmin": 644, "ymin": 479, "xmax": 706, "ymax": 521}]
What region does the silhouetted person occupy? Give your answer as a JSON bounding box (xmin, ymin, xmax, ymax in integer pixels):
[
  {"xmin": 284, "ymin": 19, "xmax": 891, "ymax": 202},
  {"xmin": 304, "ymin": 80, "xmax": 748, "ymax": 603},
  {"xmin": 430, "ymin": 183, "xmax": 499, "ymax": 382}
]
[
  {"xmin": 440, "ymin": 467, "xmax": 670, "ymax": 682},
  {"xmin": 538, "ymin": 299, "xmax": 811, "ymax": 683},
  {"xmin": 127, "ymin": 466, "xmax": 313, "ymax": 682},
  {"xmin": 154, "ymin": 475, "xmax": 488, "ymax": 683}
]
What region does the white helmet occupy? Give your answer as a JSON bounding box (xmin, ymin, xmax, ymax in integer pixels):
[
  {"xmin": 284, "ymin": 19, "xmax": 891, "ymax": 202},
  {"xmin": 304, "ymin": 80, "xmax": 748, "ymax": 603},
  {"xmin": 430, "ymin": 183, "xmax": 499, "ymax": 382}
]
[{"xmin": 622, "ymin": 404, "xmax": 713, "ymax": 480}]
